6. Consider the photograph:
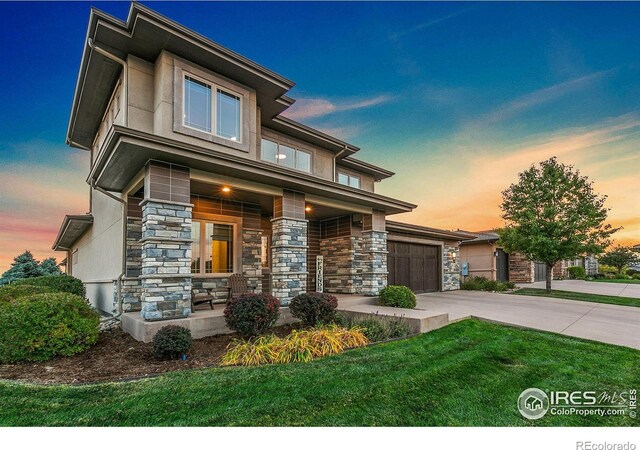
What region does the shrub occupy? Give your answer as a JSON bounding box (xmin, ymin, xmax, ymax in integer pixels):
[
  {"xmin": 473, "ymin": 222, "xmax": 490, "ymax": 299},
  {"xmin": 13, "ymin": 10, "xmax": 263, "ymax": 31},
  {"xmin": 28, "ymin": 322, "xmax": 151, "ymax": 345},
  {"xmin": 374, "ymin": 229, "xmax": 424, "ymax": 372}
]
[
  {"xmin": 379, "ymin": 285, "xmax": 416, "ymax": 308},
  {"xmin": 333, "ymin": 314, "xmax": 414, "ymax": 342},
  {"xmin": 224, "ymin": 293, "xmax": 280, "ymax": 338},
  {"xmin": 633, "ymin": 274, "xmax": 640, "ymax": 280},
  {"xmin": 613, "ymin": 273, "xmax": 632, "ymax": 280},
  {"xmin": 289, "ymin": 292, "xmax": 338, "ymax": 327},
  {"xmin": 567, "ymin": 266, "xmax": 586, "ymax": 280},
  {"xmin": 152, "ymin": 325, "xmax": 193, "ymax": 360},
  {"xmin": 0, "ymin": 284, "xmax": 56, "ymax": 303},
  {"xmin": 0, "ymin": 292, "xmax": 100, "ymax": 363},
  {"xmin": 461, "ymin": 276, "xmax": 513, "ymax": 292},
  {"xmin": 598, "ymin": 264, "xmax": 619, "ymax": 276},
  {"xmin": 221, "ymin": 325, "xmax": 368, "ymax": 366},
  {"xmin": 13, "ymin": 275, "xmax": 85, "ymax": 298}
]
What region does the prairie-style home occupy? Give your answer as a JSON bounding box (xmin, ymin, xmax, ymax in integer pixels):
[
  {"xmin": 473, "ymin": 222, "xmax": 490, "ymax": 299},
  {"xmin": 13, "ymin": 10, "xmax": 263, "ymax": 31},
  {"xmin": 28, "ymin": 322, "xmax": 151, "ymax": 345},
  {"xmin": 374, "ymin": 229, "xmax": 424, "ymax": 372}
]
[{"xmin": 53, "ymin": 3, "xmax": 471, "ymax": 335}]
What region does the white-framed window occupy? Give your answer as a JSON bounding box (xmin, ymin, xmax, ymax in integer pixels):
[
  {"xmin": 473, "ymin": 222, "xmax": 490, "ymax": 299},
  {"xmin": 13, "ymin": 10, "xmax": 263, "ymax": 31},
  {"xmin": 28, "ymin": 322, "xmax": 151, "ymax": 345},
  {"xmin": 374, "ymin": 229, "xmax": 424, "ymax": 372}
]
[
  {"xmin": 337, "ymin": 172, "xmax": 361, "ymax": 188},
  {"xmin": 190, "ymin": 220, "xmax": 235, "ymax": 274},
  {"xmin": 183, "ymin": 73, "xmax": 242, "ymax": 142},
  {"xmin": 260, "ymin": 138, "xmax": 311, "ymax": 173}
]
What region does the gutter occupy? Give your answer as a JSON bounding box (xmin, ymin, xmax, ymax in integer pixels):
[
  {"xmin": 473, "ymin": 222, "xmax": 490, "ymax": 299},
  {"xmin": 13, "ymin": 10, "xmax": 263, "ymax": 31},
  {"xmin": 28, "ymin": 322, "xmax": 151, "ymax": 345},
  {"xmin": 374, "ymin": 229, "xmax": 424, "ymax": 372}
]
[
  {"xmin": 333, "ymin": 146, "xmax": 350, "ymax": 182},
  {"xmin": 91, "ymin": 180, "xmax": 127, "ymax": 318}
]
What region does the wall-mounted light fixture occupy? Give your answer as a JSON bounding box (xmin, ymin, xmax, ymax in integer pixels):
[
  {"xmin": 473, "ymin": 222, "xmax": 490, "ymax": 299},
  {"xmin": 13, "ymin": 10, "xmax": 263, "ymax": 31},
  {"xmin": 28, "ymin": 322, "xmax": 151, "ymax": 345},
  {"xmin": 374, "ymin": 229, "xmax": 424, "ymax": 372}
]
[{"xmin": 221, "ymin": 186, "xmax": 231, "ymax": 193}]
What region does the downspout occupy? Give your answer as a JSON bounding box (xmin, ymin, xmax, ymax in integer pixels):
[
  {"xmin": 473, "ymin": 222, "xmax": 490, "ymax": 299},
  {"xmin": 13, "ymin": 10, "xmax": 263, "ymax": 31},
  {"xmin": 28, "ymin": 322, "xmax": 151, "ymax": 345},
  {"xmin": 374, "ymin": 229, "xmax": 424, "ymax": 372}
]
[
  {"xmin": 91, "ymin": 180, "xmax": 127, "ymax": 317},
  {"xmin": 333, "ymin": 145, "xmax": 349, "ymax": 181},
  {"xmin": 87, "ymin": 38, "xmax": 128, "ymax": 127}
]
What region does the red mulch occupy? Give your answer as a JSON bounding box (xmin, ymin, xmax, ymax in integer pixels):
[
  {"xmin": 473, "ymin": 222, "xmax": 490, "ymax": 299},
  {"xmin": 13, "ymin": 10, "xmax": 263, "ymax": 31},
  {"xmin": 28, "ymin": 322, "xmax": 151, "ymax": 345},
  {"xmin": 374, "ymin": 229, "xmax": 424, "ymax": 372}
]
[{"xmin": 0, "ymin": 324, "xmax": 299, "ymax": 385}]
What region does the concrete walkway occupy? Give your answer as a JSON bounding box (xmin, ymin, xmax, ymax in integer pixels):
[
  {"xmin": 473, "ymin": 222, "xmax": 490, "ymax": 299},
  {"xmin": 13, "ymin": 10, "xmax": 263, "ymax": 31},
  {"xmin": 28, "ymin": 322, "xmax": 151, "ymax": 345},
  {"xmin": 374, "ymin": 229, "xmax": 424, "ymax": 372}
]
[
  {"xmin": 414, "ymin": 290, "xmax": 640, "ymax": 350},
  {"xmin": 520, "ymin": 280, "xmax": 640, "ymax": 298}
]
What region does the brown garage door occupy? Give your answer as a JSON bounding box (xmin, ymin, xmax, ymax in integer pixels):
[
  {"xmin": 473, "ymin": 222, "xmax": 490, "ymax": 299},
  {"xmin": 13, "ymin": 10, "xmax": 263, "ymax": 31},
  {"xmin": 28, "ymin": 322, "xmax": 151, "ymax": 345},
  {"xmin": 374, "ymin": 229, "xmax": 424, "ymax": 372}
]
[{"xmin": 388, "ymin": 241, "xmax": 440, "ymax": 293}]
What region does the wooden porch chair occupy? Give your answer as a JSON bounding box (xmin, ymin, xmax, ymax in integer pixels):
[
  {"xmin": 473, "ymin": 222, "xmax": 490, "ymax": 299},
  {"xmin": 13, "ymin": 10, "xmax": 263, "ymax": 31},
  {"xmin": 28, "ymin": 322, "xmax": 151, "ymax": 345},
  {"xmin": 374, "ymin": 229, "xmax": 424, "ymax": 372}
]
[
  {"xmin": 191, "ymin": 289, "xmax": 215, "ymax": 310},
  {"xmin": 227, "ymin": 274, "xmax": 257, "ymax": 301}
]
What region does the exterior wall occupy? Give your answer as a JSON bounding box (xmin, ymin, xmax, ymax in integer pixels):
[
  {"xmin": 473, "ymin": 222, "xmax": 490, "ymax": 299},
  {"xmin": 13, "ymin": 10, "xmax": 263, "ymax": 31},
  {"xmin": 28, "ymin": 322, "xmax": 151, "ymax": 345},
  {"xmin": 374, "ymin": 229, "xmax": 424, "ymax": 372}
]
[
  {"xmin": 153, "ymin": 51, "xmax": 259, "ymax": 160},
  {"xmin": 271, "ymin": 218, "xmax": 307, "ymax": 303},
  {"xmin": 443, "ymin": 242, "xmax": 461, "ymax": 291},
  {"xmin": 320, "ymin": 235, "xmax": 364, "ymax": 294},
  {"xmin": 584, "ymin": 255, "xmax": 598, "ymax": 276},
  {"xmin": 127, "ymin": 55, "xmax": 155, "ymax": 134},
  {"xmin": 361, "ymin": 230, "xmax": 387, "ymax": 295},
  {"xmin": 71, "ymin": 189, "xmax": 123, "ymax": 314},
  {"xmin": 508, "ymin": 252, "xmax": 534, "ymax": 283},
  {"xmin": 335, "ymin": 165, "xmax": 376, "ymax": 192},
  {"xmin": 459, "ymin": 242, "xmax": 497, "ymax": 280}
]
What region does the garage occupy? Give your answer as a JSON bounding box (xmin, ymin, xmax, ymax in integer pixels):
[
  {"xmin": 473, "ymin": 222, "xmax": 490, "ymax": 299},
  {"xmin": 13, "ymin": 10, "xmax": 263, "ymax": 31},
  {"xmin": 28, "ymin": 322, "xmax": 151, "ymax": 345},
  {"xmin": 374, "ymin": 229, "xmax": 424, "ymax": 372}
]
[{"xmin": 387, "ymin": 241, "xmax": 440, "ymax": 293}]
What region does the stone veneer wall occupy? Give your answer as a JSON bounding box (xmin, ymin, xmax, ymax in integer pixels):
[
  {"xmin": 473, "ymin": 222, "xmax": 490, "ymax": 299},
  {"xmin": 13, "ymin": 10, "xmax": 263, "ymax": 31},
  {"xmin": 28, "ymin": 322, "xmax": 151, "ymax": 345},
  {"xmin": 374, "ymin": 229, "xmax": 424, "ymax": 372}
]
[
  {"xmin": 120, "ymin": 277, "xmax": 142, "ymax": 312},
  {"xmin": 361, "ymin": 231, "xmax": 387, "ymax": 295},
  {"xmin": 508, "ymin": 252, "xmax": 534, "ymax": 283},
  {"xmin": 140, "ymin": 200, "xmax": 192, "ymax": 320},
  {"xmin": 271, "ymin": 218, "xmax": 307, "ymax": 304},
  {"xmin": 584, "ymin": 255, "xmax": 598, "ymax": 276},
  {"xmin": 242, "ymin": 228, "xmax": 263, "ymax": 293},
  {"xmin": 320, "ymin": 235, "xmax": 364, "ymax": 294},
  {"xmin": 553, "ymin": 261, "xmax": 566, "ymax": 279},
  {"xmin": 443, "ymin": 243, "xmax": 461, "ymax": 291}
]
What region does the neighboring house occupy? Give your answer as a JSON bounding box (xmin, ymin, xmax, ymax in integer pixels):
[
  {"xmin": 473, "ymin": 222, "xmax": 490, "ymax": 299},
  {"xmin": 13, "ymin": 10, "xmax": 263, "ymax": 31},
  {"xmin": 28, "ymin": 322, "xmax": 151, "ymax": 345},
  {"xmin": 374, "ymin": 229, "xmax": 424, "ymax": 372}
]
[
  {"xmin": 458, "ymin": 230, "xmax": 598, "ymax": 283},
  {"xmin": 52, "ymin": 3, "xmax": 471, "ymax": 326}
]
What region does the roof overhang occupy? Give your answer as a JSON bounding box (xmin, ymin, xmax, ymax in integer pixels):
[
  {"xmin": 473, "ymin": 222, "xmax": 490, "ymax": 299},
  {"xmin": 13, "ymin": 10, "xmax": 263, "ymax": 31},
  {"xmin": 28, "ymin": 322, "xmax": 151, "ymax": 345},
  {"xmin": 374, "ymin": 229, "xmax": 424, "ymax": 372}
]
[
  {"xmin": 386, "ymin": 221, "xmax": 475, "ymax": 242},
  {"xmin": 337, "ymin": 156, "xmax": 394, "ymax": 181},
  {"xmin": 91, "ymin": 126, "xmax": 416, "ymax": 215},
  {"xmin": 52, "ymin": 215, "xmax": 94, "ymax": 251},
  {"xmin": 268, "ymin": 116, "xmax": 360, "ymax": 157},
  {"xmin": 68, "ymin": 2, "xmax": 296, "ymax": 150}
]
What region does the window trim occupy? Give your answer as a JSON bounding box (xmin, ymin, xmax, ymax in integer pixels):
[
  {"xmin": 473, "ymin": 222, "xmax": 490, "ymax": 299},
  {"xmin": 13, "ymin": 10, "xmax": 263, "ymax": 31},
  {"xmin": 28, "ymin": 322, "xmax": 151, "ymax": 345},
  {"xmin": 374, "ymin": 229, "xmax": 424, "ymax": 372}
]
[
  {"xmin": 181, "ymin": 71, "xmax": 243, "ymax": 143},
  {"xmin": 260, "ymin": 138, "xmax": 312, "ymax": 173},
  {"xmin": 190, "ymin": 213, "xmax": 243, "ymax": 278},
  {"xmin": 337, "ymin": 172, "xmax": 361, "ymax": 189}
]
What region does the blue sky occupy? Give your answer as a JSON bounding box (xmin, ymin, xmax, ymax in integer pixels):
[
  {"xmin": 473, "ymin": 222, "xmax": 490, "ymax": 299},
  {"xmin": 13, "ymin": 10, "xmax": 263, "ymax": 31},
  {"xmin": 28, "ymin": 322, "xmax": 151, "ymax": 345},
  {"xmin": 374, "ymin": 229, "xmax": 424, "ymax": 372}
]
[{"xmin": 0, "ymin": 1, "xmax": 639, "ymax": 270}]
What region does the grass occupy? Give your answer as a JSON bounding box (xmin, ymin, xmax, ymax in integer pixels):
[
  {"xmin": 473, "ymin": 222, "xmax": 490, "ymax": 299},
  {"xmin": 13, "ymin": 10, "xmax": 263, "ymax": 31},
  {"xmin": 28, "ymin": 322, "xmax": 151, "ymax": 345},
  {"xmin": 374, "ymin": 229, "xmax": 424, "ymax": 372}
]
[
  {"xmin": 587, "ymin": 278, "xmax": 640, "ymax": 285},
  {"xmin": 0, "ymin": 319, "xmax": 638, "ymax": 426},
  {"xmin": 512, "ymin": 288, "xmax": 640, "ymax": 308}
]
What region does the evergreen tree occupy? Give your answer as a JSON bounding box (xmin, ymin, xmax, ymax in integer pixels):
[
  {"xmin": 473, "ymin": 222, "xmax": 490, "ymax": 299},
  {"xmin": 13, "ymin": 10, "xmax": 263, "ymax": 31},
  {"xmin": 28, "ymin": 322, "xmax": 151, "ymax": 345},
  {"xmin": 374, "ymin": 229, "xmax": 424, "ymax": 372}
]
[
  {"xmin": 0, "ymin": 251, "xmax": 42, "ymax": 284},
  {"xmin": 39, "ymin": 257, "xmax": 63, "ymax": 276}
]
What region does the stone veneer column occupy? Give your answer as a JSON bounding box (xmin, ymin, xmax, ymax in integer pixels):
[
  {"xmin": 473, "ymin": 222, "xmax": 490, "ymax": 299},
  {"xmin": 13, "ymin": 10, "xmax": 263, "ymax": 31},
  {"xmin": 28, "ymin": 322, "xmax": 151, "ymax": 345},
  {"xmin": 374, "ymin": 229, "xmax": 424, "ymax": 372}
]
[
  {"xmin": 443, "ymin": 244, "xmax": 461, "ymax": 290},
  {"xmin": 271, "ymin": 190, "xmax": 307, "ymax": 304},
  {"xmin": 139, "ymin": 161, "xmax": 193, "ymax": 321},
  {"xmin": 361, "ymin": 210, "xmax": 388, "ymax": 296}
]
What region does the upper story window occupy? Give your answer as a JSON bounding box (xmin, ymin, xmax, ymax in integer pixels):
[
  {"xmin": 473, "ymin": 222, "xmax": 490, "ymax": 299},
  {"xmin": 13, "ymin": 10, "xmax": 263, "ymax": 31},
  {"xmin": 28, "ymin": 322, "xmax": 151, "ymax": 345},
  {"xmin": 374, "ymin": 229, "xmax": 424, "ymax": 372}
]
[
  {"xmin": 261, "ymin": 139, "xmax": 311, "ymax": 173},
  {"xmin": 338, "ymin": 172, "xmax": 360, "ymax": 189},
  {"xmin": 183, "ymin": 74, "xmax": 242, "ymax": 142}
]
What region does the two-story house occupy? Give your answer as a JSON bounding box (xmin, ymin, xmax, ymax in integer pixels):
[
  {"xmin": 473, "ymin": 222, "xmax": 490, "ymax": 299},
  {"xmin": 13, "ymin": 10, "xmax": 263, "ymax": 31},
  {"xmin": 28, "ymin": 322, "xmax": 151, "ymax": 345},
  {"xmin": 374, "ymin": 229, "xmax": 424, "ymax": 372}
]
[{"xmin": 53, "ymin": 3, "xmax": 471, "ymax": 337}]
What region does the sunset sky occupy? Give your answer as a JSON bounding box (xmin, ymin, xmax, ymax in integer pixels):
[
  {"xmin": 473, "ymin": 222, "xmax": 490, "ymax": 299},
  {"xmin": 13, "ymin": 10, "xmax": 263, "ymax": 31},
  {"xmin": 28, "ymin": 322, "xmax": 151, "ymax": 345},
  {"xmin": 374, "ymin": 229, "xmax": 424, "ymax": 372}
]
[{"xmin": 0, "ymin": 1, "xmax": 638, "ymax": 273}]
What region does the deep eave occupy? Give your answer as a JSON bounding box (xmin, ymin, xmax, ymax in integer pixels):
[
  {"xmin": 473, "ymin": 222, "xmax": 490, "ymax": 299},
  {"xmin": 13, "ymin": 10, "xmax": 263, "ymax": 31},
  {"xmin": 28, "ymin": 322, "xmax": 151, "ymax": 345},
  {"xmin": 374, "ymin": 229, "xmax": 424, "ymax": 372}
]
[
  {"xmin": 386, "ymin": 221, "xmax": 476, "ymax": 242},
  {"xmin": 52, "ymin": 215, "xmax": 94, "ymax": 251},
  {"xmin": 91, "ymin": 126, "xmax": 416, "ymax": 215},
  {"xmin": 68, "ymin": 2, "xmax": 297, "ymax": 150},
  {"xmin": 269, "ymin": 116, "xmax": 360, "ymax": 157},
  {"xmin": 337, "ymin": 156, "xmax": 394, "ymax": 181}
]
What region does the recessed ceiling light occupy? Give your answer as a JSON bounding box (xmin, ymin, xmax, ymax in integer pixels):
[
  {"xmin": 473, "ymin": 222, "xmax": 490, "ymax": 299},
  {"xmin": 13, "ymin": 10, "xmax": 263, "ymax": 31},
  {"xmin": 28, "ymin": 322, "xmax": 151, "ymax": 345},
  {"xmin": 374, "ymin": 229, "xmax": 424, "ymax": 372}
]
[
  {"xmin": 276, "ymin": 154, "xmax": 287, "ymax": 159},
  {"xmin": 305, "ymin": 206, "xmax": 312, "ymax": 212},
  {"xmin": 222, "ymin": 186, "xmax": 231, "ymax": 193}
]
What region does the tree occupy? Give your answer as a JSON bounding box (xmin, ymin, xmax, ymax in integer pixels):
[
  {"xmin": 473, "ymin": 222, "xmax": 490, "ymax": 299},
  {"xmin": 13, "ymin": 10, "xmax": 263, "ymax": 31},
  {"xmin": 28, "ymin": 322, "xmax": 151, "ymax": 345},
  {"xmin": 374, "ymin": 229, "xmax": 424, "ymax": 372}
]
[
  {"xmin": 498, "ymin": 158, "xmax": 618, "ymax": 292},
  {"xmin": 0, "ymin": 251, "xmax": 42, "ymax": 285},
  {"xmin": 598, "ymin": 246, "xmax": 639, "ymax": 274},
  {"xmin": 39, "ymin": 257, "xmax": 63, "ymax": 276}
]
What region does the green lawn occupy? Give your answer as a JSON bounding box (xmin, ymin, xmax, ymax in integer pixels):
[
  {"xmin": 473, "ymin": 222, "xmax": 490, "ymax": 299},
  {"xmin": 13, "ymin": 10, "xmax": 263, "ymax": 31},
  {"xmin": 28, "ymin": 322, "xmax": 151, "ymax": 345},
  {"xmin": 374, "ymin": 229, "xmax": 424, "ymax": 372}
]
[
  {"xmin": 512, "ymin": 288, "xmax": 640, "ymax": 308},
  {"xmin": 1, "ymin": 320, "xmax": 638, "ymax": 426},
  {"xmin": 587, "ymin": 278, "xmax": 640, "ymax": 285}
]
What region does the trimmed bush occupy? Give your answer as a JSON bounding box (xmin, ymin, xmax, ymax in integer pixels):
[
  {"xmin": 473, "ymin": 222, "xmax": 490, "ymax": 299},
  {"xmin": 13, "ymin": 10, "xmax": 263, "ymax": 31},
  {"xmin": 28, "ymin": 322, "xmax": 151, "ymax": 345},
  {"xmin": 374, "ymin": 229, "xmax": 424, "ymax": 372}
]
[
  {"xmin": 461, "ymin": 276, "xmax": 513, "ymax": 292},
  {"xmin": 289, "ymin": 292, "xmax": 338, "ymax": 327},
  {"xmin": 335, "ymin": 314, "xmax": 414, "ymax": 342},
  {"xmin": 379, "ymin": 285, "xmax": 416, "ymax": 308},
  {"xmin": 152, "ymin": 325, "xmax": 193, "ymax": 360},
  {"xmin": 13, "ymin": 275, "xmax": 85, "ymax": 298},
  {"xmin": 221, "ymin": 325, "xmax": 369, "ymax": 366},
  {"xmin": 567, "ymin": 266, "xmax": 586, "ymax": 280},
  {"xmin": 224, "ymin": 293, "xmax": 280, "ymax": 338},
  {"xmin": 0, "ymin": 284, "xmax": 56, "ymax": 303},
  {"xmin": 0, "ymin": 292, "xmax": 100, "ymax": 363}
]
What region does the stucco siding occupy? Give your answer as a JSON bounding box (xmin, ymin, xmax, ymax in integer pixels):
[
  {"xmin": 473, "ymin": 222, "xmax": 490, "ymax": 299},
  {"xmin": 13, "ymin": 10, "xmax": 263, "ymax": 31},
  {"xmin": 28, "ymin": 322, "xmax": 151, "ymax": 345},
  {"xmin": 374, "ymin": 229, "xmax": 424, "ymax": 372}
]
[
  {"xmin": 70, "ymin": 189, "xmax": 123, "ymax": 312},
  {"xmin": 459, "ymin": 243, "xmax": 497, "ymax": 280}
]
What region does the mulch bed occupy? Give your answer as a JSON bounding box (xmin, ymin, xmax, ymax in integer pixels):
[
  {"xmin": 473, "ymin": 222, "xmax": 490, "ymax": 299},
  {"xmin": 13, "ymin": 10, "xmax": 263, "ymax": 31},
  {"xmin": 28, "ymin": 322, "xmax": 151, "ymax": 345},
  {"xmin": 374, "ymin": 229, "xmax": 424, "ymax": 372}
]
[{"xmin": 0, "ymin": 324, "xmax": 299, "ymax": 385}]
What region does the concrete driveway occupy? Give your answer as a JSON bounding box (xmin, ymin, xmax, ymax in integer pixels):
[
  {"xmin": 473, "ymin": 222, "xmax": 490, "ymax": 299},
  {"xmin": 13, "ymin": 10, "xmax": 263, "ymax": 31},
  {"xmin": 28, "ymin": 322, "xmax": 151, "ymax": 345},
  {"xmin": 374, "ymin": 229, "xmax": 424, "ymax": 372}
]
[
  {"xmin": 521, "ymin": 279, "xmax": 640, "ymax": 298},
  {"xmin": 415, "ymin": 290, "xmax": 640, "ymax": 350}
]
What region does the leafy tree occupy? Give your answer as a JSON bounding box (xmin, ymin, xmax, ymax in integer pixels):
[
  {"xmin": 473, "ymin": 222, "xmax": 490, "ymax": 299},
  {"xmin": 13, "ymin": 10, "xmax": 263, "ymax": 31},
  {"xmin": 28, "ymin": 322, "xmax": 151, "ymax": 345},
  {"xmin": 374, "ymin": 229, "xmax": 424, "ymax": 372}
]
[
  {"xmin": 598, "ymin": 246, "xmax": 639, "ymax": 274},
  {"xmin": 39, "ymin": 257, "xmax": 62, "ymax": 276},
  {"xmin": 0, "ymin": 251, "xmax": 42, "ymax": 285},
  {"xmin": 498, "ymin": 158, "xmax": 618, "ymax": 292}
]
